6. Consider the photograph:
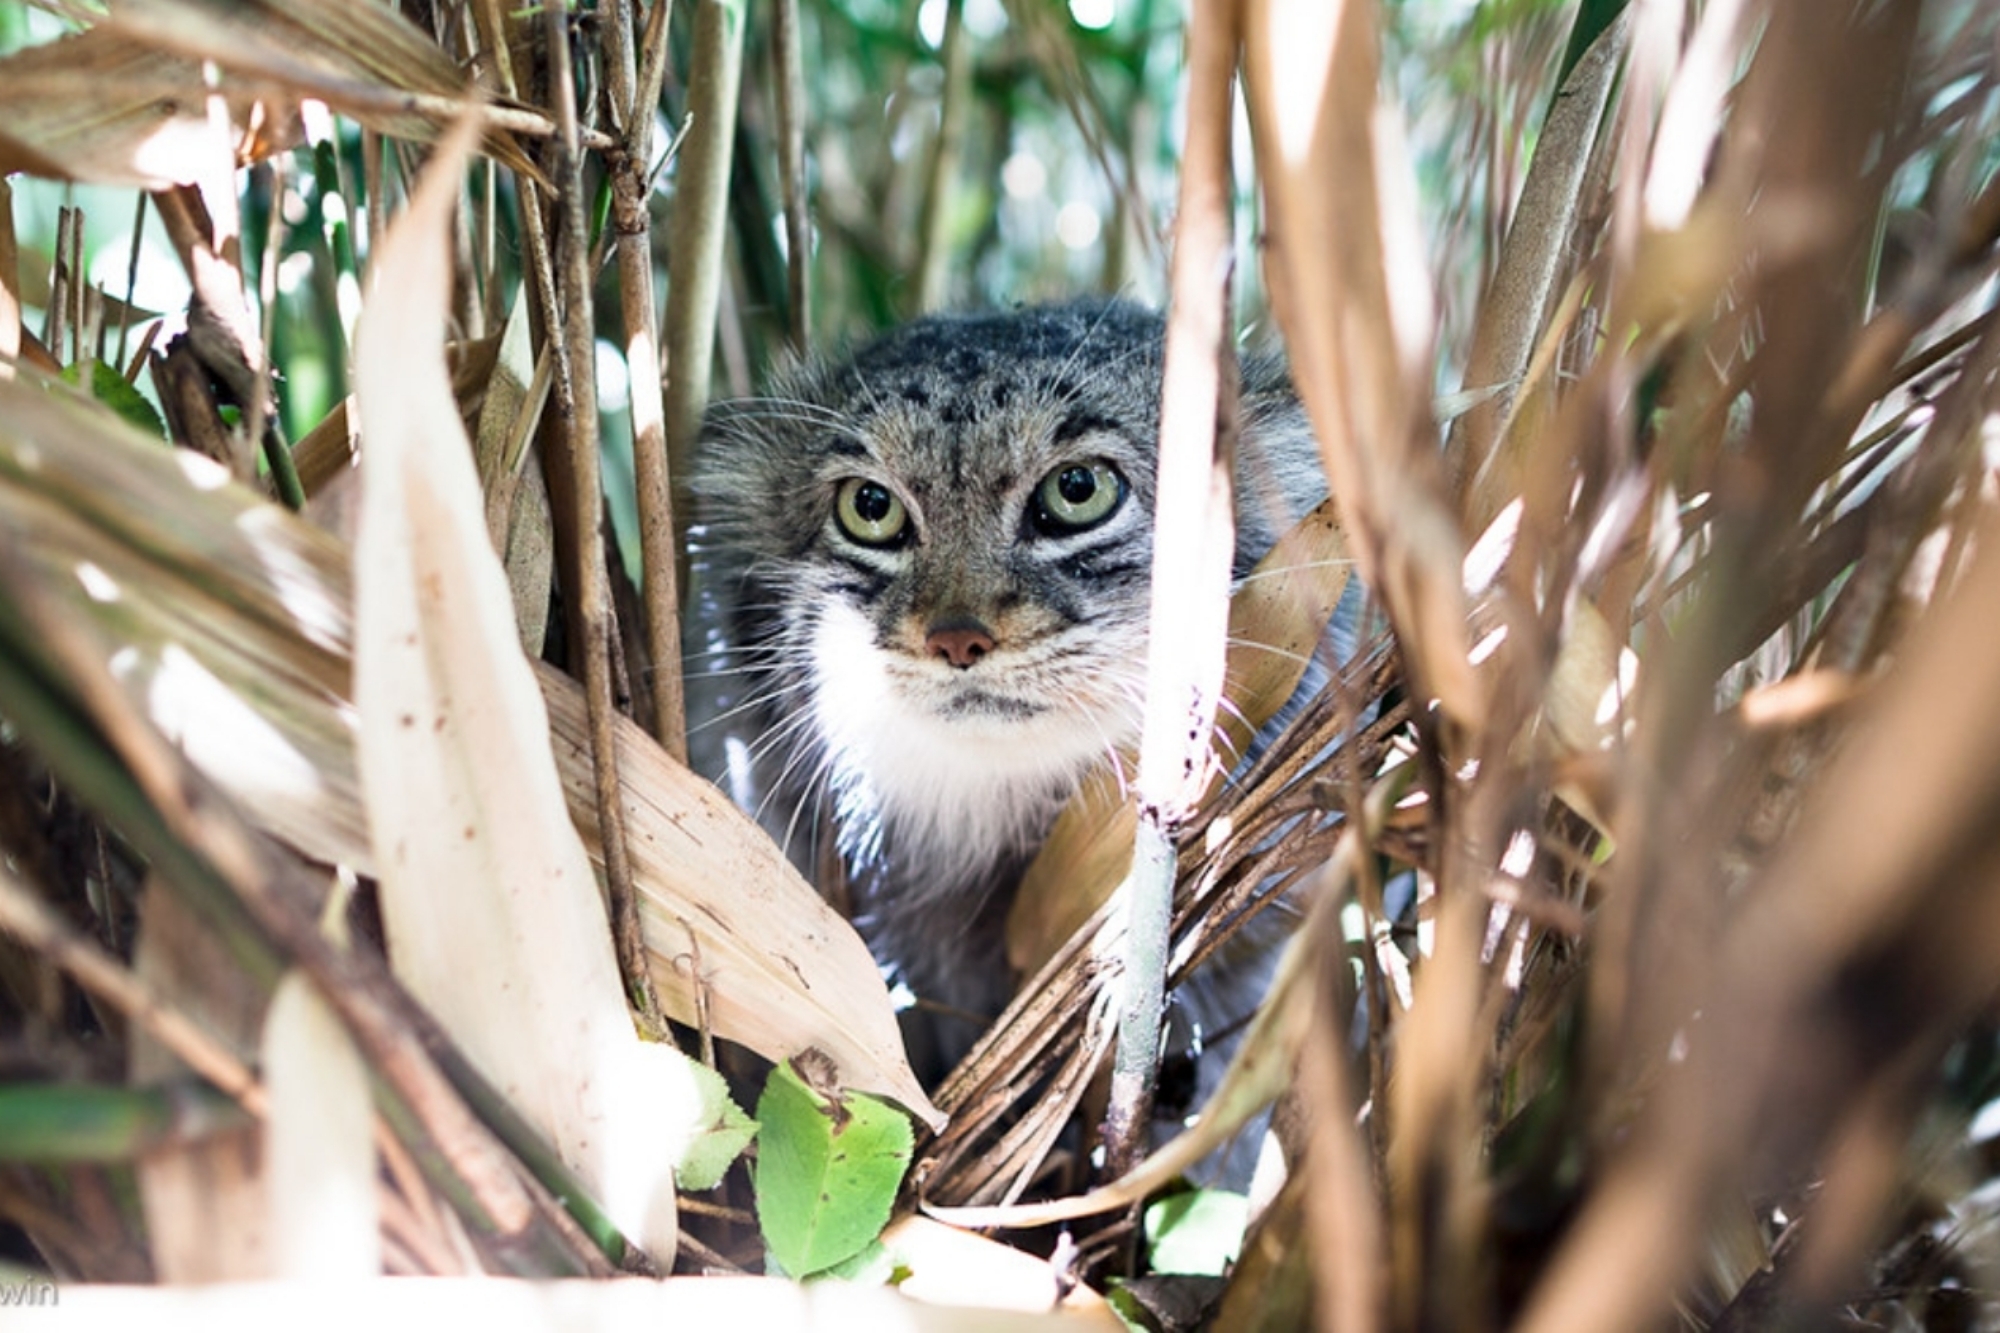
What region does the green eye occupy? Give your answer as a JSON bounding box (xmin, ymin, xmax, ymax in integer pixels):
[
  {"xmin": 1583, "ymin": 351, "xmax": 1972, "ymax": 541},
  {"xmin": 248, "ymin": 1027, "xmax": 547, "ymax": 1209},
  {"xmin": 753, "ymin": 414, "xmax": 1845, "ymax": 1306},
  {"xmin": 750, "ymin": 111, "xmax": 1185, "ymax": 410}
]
[
  {"xmin": 834, "ymin": 477, "xmax": 909, "ymax": 546},
  {"xmin": 1034, "ymin": 460, "xmax": 1124, "ymax": 532}
]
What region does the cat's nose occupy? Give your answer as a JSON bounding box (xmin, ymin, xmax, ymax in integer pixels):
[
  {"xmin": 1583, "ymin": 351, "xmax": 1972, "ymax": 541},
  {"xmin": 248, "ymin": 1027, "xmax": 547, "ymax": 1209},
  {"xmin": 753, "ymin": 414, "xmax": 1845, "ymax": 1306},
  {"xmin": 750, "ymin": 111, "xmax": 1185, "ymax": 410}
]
[{"xmin": 925, "ymin": 619, "xmax": 997, "ymax": 669}]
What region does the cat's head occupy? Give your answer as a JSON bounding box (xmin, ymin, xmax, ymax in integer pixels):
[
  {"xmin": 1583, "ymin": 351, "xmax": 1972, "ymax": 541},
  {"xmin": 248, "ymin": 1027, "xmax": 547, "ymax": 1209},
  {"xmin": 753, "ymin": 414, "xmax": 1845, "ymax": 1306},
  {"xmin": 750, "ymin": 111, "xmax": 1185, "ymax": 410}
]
[{"xmin": 696, "ymin": 300, "xmax": 1166, "ymax": 866}]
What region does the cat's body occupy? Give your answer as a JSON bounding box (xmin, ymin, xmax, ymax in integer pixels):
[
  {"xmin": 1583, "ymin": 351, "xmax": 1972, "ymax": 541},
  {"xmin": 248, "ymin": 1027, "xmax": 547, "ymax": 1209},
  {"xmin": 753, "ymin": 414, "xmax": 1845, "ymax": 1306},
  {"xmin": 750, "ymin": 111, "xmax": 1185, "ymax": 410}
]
[{"xmin": 693, "ymin": 299, "xmax": 1327, "ymax": 1077}]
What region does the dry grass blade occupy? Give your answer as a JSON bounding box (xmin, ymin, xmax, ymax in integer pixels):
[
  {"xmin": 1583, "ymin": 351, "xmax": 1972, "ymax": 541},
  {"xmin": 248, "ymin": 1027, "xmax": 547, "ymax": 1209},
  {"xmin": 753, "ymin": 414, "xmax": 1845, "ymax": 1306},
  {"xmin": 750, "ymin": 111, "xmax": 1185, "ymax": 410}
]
[
  {"xmin": 1242, "ymin": 0, "xmax": 1479, "ymax": 728},
  {"xmin": 929, "ymin": 876, "xmax": 1337, "ymax": 1230},
  {"xmin": 0, "ymin": 28, "xmax": 279, "ymax": 189},
  {"xmin": 1522, "ymin": 462, "xmax": 2000, "ymax": 1332}
]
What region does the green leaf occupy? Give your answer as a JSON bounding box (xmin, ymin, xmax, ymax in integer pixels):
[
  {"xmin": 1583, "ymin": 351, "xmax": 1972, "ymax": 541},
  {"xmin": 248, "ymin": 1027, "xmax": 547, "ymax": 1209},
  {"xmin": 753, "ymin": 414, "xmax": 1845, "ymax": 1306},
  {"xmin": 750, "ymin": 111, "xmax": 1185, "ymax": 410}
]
[
  {"xmin": 58, "ymin": 357, "xmax": 165, "ymax": 439},
  {"xmin": 0, "ymin": 1081, "xmax": 245, "ymax": 1161},
  {"xmin": 819, "ymin": 1239, "xmax": 896, "ymax": 1284},
  {"xmin": 1142, "ymin": 1188, "xmax": 1248, "ymax": 1277},
  {"xmin": 754, "ymin": 1056, "xmax": 914, "ymax": 1278},
  {"xmin": 675, "ymin": 1060, "xmax": 758, "ymax": 1191}
]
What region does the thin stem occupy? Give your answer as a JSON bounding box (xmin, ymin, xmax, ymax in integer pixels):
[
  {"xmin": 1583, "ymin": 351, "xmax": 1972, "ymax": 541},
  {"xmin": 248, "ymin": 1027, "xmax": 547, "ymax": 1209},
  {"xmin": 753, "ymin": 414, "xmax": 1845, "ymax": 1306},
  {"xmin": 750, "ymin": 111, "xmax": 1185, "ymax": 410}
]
[
  {"xmin": 663, "ymin": 0, "xmax": 748, "ymax": 543},
  {"xmin": 543, "ymin": 0, "xmax": 668, "ymax": 1038},
  {"xmin": 773, "ymin": 0, "xmax": 811, "ymax": 350},
  {"xmin": 1102, "ymin": 0, "xmax": 1243, "ymax": 1181},
  {"xmin": 607, "ymin": 0, "xmax": 689, "ymax": 761},
  {"xmin": 914, "ymin": 0, "xmax": 969, "ymax": 313}
]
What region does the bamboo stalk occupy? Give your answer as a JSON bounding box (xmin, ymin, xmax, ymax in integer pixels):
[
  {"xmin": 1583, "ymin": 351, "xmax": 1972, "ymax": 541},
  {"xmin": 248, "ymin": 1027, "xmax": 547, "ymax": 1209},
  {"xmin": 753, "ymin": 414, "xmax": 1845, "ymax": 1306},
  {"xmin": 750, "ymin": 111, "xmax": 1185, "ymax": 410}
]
[
  {"xmin": 542, "ymin": 1, "xmax": 667, "ymax": 1036},
  {"xmin": 1102, "ymin": 0, "xmax": 1242, "ymax": 1181},
  {"xmin": 663, "ymin": 0, "xmax": 747, "ymax": 544},
  {"xmin": 914, "ymin": 0, "xmax": 970, "ymax": 314},
  {"xmin": 772, "ymin": 0, "xmax": 811, "ymax": 351},
  {"xmin": 606, "ymin": 0, "xmax": 689, "ymax": 761}
]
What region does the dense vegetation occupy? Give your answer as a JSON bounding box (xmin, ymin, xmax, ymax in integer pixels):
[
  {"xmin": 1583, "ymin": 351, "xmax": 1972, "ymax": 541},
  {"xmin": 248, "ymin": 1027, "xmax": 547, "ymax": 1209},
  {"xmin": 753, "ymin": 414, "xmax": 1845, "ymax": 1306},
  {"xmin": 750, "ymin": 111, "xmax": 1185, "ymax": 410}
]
[{"xmin": 0, "ymin": 0, "xmax": 1997, "ymax": 1328}]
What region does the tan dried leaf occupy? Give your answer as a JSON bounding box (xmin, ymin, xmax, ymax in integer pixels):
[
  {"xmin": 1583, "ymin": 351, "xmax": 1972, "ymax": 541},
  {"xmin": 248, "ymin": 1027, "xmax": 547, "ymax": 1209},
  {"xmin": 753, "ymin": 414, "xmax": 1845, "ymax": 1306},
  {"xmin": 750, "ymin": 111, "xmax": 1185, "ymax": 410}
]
[
  {"xmin": 352, "ymin": 116, "xmax": 685, "ymax": 1260},
  {"xmin": 0, "ymin": 28, "xmax": 284, "ymax": 188}
]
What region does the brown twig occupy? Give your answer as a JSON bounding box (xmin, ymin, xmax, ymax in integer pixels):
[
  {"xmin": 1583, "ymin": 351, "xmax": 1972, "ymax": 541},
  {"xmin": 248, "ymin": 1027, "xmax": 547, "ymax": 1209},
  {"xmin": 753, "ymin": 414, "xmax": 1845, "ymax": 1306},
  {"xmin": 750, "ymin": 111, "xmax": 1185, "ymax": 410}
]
[
  {"xmin": 606, "ymin": 0, "xmax": 689, "ymax": 762},
  {"xmin": 541, "ymin": 0, "xmax": 667, "ymax": 1039}
]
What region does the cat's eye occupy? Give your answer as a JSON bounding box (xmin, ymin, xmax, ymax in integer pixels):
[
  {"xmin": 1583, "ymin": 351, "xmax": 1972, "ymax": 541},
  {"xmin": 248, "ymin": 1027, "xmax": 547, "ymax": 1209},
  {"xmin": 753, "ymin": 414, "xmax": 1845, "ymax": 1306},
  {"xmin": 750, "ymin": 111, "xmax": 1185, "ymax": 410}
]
[
  {"xmin": 834, "ymin": 477, "xmax": 910, "ymax": 546},
  {"xmin": 1033, "ymin": 460, "xmax": 1125, "ymax": 532}
]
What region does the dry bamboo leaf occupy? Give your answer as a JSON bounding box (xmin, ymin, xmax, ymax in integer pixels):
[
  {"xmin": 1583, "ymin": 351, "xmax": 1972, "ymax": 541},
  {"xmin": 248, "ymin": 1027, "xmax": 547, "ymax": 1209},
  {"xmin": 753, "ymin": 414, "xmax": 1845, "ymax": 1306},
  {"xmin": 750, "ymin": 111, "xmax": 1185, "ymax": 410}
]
[
  {"xmin": 106, "ymin": 0, "xmax": 539, "ymax": 175},
  {"xmin": 261, "ymin": 969, "xmax": 379, "ymax": 1279},
  {"xmin": 1009, "ymin": 498, "xmax": 1352, "ymax": 980},
  {"xmin": 539, "ymin": 673, "xmax": 945, "ymax": 1131},
  {"xmin": 473, "ymin": 287, "xmax": 553, "ymax": 657},
  {"xmin": 352, "ymin": 117, "xmax": 686, "ymax": 1262},
  {"xmin": 0, "ymin": 29, "xmax": 284, "ymax": 188},
  {"xmin": 0, "ymin": 363, "xmax": 936, "ymax": 1130},
  {"xmin": 1542, "ymin": 597, "xmax": 1633, "ymax": 757},
  {"xmin": 881, "ymin": 1215, "xmax": 1119, "ymax": 1324},
  {"xmin": 0, "ymin": 375, "xmax": 365, "ymax": 870},
  {"xmin": 1453, "ymin": 13, "xmax": 1627, "ymax": 528},
  {"xmin": 129, "ymin": 885, "xmax": 270, "ymax": 1283}
]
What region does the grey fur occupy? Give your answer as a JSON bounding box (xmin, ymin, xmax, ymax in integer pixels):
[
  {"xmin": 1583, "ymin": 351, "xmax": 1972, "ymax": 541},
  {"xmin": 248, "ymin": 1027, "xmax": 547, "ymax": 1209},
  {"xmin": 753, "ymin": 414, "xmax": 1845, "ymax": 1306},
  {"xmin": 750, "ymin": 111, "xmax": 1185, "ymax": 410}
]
[{"xmin": 691, "ymin": 298, "xmax": 1327, "ymax": 1079}]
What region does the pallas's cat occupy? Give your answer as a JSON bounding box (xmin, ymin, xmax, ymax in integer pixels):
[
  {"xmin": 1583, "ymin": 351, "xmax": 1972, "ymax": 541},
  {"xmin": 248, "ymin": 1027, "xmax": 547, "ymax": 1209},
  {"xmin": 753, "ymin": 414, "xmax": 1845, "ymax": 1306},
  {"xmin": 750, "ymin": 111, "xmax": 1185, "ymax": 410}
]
[{"xmin": 694, "ymin": 300, "xmax": 1329, "ymax": 1079}]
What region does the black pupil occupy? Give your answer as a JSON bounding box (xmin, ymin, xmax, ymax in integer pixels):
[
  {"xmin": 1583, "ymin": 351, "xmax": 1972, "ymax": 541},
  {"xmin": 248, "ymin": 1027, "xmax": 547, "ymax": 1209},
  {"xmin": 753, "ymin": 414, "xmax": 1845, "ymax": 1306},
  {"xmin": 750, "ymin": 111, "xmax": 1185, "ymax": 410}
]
[
  {"xmin": 854, "ymin": 483, "xmax": 893, "ymax": 523},
  {"xmin": 1057, "ymin": 467, "xmax": 1097, "ymax": 505}
]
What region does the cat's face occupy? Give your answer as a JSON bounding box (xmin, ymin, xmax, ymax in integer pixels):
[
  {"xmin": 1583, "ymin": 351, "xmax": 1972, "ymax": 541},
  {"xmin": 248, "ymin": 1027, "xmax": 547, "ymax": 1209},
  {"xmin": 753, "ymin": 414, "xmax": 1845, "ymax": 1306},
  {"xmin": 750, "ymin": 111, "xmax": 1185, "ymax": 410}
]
[{"xmin": 699, "ymin": 302, "xmax": 1167, "ymax": 865}]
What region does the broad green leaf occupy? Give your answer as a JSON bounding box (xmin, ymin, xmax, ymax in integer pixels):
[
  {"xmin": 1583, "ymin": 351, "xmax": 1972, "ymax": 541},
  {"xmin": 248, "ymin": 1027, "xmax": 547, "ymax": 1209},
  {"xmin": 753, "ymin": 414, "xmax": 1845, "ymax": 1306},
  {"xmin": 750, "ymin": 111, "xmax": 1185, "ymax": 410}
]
[
  {"xmin": 675, "ymin": 1062, "xmax": 758, "ymax": 1192},
  {"xmin": 755, "ymin": 1057, "xmax": 914, "ymax": 1278},
  {"xmin": 59, "ymin": 358, "xmax": 165, "ymax": 439},
  {"xmin": 1142, "ymin": 1189, "xmax": 1247, "ymax": 1277}
]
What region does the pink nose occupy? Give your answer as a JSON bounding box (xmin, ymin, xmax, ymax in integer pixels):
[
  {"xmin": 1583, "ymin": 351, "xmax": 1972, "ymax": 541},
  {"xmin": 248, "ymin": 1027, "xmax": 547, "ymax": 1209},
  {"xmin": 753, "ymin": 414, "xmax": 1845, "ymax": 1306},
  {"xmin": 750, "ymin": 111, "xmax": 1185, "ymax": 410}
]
[{"xmin": 925, "ymin": 622, "xmax": 996, "ymax": 669}]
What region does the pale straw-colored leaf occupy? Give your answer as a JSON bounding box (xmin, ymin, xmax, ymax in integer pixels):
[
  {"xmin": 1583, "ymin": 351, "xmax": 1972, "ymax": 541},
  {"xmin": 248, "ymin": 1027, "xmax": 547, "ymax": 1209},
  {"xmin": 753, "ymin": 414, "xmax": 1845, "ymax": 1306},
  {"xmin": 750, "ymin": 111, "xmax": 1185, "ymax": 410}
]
[
  {"xmin": 881, "ymin": 1215, "xmax": 1120, "ymax": 1324},
  {"xmin": 48, "ymin": 1275, "xmax": 1095, "ymax": 1329},
  {"xmin": 472, "ymin": 286, "xmax": 553, "ymax": 657},
  {"xmin": 261, "ymin": 969, "xmax": 379, "ymax": 1280},
  {"xmin": 540, "ymin": 673, "xmax": 944, "ymax": 1130},
  {"xmin": 351, "ymin": 116, "xmax": 686, "ymax": 1261}
]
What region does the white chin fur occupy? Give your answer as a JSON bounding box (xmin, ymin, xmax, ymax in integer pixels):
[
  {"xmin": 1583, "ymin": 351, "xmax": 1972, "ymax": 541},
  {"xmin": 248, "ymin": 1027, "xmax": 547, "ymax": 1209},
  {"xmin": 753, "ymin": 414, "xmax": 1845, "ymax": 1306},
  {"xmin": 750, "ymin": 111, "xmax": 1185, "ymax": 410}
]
[{"xmin": 810, "ymin": 603, "xmax": 1133, "ymax": 888}]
